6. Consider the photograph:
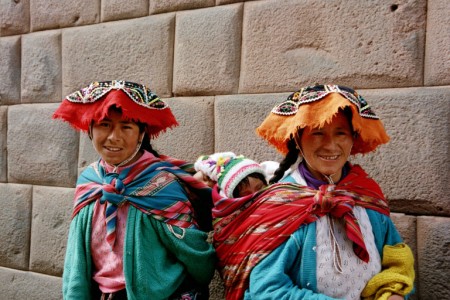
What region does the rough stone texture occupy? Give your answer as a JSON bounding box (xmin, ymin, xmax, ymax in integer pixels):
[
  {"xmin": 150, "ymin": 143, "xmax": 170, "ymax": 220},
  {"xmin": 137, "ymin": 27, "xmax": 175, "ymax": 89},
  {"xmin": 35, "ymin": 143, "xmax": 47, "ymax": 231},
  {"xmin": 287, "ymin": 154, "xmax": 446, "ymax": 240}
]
[
  {"xmin": 8, "ymin": 104, "xmax": 78, "ymax": 187},
  {"xmin": 0, "ymin": 0, "xmax": 30, "ymax": 36},
  {"xmin": 150, "ymin": 0, "xmax": 214, "ymax": 14},
  {"xmin": 21, "ymin": 30, "xmax": 62, "ymax": 103},
  {"xmin": 209, "ymin": 271, "xmax": 225, "ymax": 300},
  {"xmin": 0, "ymin": 183, "xmax": 32, "ymax": 270},
  {"xmin": 0, "ymin": 106, "xmax": 6, "ymax": 182},
  {"xmin": 0, "ymin": 36, "xmax": 21, "ymax": 105},
  {"xmin": 351, "ymin": 87, "xmax": 450, "ymax": 216},
  {"xmin": 152, "ymin": 97, "xmax": 215, "ymax": 162},
  {"xmin": 29, "ymin": 186, "xmax": 73, "ymax": 276},
  {"xmin": 101, "ymin": 0, "xmax": 148, "ymax": 22},
  {"xmin": 62, "ymin": 14, "xmax": 175, "ymax": 97},
  {"xmin": 0, "ymin": 267, "xmax": 62, "ymax": 299},
  {"xmin": 240, "ymin": 0, "xmax": 426, "ymax": 93},
  {"xmin": 416, "ymin": 216, "xmax": 450, "ymax": 299},
  {"xmin": 215, "ymin": 93, "xmax": 289, "ymax": 162},
  {"xmin": 30, "ymin": 0, "xmax": 99, "ymax": 31},
  {"xmin": 424, "ymin": 0, "xmax": 450, "ymax": 85},
  {"xmin": 173, "ymin": 4, "xmax": 242, "ymax": 96}
]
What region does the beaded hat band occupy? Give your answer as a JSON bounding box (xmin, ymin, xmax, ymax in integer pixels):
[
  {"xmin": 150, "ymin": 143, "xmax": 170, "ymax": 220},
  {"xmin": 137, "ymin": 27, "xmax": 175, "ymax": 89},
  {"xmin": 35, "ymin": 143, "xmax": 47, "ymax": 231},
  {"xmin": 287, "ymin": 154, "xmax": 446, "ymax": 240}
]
[
  {"xmin": 256, "ymin": 84, "xmax": 390, "ymax": 155},
  {"xmin": 53, "ymin": 80, "xmax": 178, "ymax": 137}
]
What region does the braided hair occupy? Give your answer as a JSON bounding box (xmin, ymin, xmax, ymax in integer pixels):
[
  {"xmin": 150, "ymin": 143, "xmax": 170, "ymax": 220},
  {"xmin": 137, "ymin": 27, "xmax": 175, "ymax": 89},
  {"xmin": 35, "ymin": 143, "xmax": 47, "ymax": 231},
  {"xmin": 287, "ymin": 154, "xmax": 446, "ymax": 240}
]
[{"xmin": 269, "ymin": 137, "xmax": 300, "ymax": 184}]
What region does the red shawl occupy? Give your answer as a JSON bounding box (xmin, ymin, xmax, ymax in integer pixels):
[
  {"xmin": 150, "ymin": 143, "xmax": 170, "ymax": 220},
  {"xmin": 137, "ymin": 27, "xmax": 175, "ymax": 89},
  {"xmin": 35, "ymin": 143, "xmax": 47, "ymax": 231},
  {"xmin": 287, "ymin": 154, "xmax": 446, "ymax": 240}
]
[{"xmin": 213, "ymin": 164, "xmax": 389, "ymax": 300}]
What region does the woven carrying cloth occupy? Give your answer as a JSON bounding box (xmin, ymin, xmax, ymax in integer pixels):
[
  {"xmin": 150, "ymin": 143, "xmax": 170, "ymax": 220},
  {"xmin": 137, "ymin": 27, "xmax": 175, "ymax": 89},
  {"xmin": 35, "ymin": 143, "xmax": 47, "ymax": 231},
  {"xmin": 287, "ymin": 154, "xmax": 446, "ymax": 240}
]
[
  {"xmin": 256, "ymin": 84, "xmax": 390, "ymax": 155},
  {"xmin": 73, "ymin": 154, "xmax": 214, "ymax": 244},
  {"xmin": 53, "ymin": 80, "xmax": 178, "ymax": 138},
  {"xmin": 213, "ymin": 164, "xmax": 390, "ymax": 300}
]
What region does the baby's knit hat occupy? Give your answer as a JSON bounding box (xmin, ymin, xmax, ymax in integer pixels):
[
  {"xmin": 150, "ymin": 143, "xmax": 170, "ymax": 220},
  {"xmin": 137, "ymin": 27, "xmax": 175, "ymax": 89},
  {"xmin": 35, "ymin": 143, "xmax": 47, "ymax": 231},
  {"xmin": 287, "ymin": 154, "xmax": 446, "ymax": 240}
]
[{"xmin": 194, "ymin": 152, "xmax": 266, "ymax": 198}]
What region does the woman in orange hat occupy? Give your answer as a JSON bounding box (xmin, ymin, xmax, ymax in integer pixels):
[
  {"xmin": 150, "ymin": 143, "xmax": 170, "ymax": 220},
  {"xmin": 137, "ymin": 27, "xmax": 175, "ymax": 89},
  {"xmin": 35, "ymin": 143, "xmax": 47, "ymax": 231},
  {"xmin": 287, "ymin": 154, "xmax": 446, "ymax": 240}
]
[
  {"xmin": 53, "ymin": 80, "xmax": 215, "ymax": 300},
  {"xmin": 211, "ymin": 85, "xmax": 414, "ymax": 300}
]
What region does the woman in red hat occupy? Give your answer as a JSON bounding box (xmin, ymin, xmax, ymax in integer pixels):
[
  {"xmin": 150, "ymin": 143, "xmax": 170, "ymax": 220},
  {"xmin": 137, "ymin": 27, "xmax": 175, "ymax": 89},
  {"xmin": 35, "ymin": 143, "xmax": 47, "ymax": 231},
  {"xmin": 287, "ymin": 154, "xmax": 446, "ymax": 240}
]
[{"xmin": 54, "ymin": 80, "xmax": 215, "ymax": 300}]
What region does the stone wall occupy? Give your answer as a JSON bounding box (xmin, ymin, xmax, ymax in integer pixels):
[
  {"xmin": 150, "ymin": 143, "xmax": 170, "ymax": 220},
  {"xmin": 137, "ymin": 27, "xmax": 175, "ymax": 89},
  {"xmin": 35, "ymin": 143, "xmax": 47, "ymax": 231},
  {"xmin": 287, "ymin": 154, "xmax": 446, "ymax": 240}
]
[{"xmin": 0, "ymin": 0, "xmax": 449, "ymax": 299}]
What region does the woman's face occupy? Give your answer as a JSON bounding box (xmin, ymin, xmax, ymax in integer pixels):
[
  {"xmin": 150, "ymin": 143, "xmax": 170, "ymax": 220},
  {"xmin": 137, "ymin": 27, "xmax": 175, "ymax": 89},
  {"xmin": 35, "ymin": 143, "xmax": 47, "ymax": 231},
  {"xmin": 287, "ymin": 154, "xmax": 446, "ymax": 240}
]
[
  {"xmin": 298, "ymin": 111, "xmax": 354, "ymax": 182},
  {"xmin": 91, "ymin": 109, "xmax": 142, "ymax": 166}
]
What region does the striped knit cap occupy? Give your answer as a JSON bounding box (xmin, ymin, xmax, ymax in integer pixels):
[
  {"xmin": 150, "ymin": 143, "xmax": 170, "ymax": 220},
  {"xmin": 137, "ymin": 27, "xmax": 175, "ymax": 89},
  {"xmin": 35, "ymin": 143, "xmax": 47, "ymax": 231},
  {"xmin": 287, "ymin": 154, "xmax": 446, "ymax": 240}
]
[{"xmin": 217, "ymin": 156, "xmax": 266, "ymax": 198}]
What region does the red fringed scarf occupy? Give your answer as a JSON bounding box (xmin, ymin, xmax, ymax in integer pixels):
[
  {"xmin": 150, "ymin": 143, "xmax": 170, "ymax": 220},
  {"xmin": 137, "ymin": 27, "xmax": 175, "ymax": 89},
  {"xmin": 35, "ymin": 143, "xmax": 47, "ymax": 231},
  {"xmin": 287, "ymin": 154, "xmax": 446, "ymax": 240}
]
[{"xmin": 213, "ymin": 164, "xmax": 389, "ymax": 300}]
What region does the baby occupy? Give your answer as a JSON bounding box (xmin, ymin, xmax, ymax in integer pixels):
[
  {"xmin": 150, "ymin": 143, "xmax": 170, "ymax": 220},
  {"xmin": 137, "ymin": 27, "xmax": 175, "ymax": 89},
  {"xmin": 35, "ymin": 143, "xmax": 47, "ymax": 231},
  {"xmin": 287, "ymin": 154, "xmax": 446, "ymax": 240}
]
[{"xmin": 193, "ymin": 152, "xmax": 276, "ymax": 198}]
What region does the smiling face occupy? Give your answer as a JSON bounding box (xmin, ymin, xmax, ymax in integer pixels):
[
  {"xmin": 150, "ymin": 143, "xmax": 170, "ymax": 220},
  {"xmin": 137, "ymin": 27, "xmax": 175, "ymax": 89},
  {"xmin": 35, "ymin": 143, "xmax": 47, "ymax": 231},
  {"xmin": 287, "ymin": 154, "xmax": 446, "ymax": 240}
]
[
  {"xmin": 91, "ymin": 108, "xmax": 143, "ymax": 166},
  {"xmin": 298, "ymin": 110, "xmax": 354, "ymax": 183}
]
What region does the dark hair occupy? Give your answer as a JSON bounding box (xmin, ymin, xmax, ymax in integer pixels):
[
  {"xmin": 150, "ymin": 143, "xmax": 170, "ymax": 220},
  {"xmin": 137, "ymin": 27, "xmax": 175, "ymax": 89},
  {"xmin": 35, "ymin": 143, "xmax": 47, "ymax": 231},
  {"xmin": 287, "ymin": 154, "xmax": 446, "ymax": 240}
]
[
  {"xmin": 137, "ymin": 124, "xmax": 160, "ymax": 158},
  {"xmin": 269, "ymin": 106, "xmax": 355, "ymax": 184},
  {"xmin": 233, "ymin": 172, "xmax": 268, "ymax": 198}
]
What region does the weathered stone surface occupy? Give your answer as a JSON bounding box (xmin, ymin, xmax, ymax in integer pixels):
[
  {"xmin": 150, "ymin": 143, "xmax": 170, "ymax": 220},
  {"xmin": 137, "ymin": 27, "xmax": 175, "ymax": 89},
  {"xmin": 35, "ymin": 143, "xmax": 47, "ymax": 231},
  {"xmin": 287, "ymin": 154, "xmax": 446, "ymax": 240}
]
[
  {"xmin": 0, "ymin": 0, "xmax": 30, "ymax": 36},
  {"xmin": 150, "ymin": 0, "xmax": 214, "ymax": 14},
  {"xmin": 0, "ymin": 267, "xmax": 62, "ymax": 299},
  {"xmin": 8, "ymin": 104, "xmax": 78, "ymax": 187},
  {"xmin": 0, "ymin": 106, "xmax": 6, "ymax": 182},
  {"xmin": 152, "ymin": 97, "xmax": 215, "ymax": 162},
  {"xmin": 214, "ymin": 93, "xmax": 289, "ymax": 162},
  {"xmin": 101, "ymin": 0, "xmax": 148, "ymax": 22},
  {"xmin": 0, "ymin": 183, "xmax": 32, "ymax": 270},
  {"xmin": 416, "ymin": 216, "xmax": 450, "ymax": 299},
  {"xmin": 351, "ymin": 87, "xmax": 450, "ymax": 215},
  {"xmin": 240, "ymin": 0, "xmax": 426, "ymax": 93},
  {"xmin": 209, "ymin": 271, "xmax": 225, "ymax": 300},
  {"xmin": 0, "ymin": 36, "xmax": 21, "ymax": 105},
  {"xmin": 29, "ymin": 186, "xmax": 73, "ymax": 276},
  {"xmin": 173, "ymin": 4, "xmax": 242, "ymax": 96},
  {"xmin": 21, "ymin": 30, "xmax": 62, "ymax": 103},
  {"xmin": 424, "ymin": 0, "xmax": 450, "ymax": 85},
  {"xmin": 30, "ymin": 0, "xmax": 99, "ymax": 31},
  {"xmin": 62, "ymin": 14, "xmax": 175, "ymax": 97}
]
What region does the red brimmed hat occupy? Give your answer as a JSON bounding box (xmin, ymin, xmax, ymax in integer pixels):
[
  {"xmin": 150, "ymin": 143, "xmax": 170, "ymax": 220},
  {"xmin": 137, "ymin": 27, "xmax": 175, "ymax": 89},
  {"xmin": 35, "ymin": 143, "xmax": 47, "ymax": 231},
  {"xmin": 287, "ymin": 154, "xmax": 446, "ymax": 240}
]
[
  {"xmin": 53, "ymin": 80, "xmax": 178, "ymax": 138},
  {"xmin": 256, "ymin": 84, "xmax": 390, "ymax": 155}
]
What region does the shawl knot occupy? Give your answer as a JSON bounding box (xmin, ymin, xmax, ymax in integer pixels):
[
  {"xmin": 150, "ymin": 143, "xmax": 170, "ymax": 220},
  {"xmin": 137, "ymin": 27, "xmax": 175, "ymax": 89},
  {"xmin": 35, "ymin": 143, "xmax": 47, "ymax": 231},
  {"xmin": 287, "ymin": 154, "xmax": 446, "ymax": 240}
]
[
  {"xmin": 100, "ymin": 173, "xmax": 126, "ymax": 206},
  {"xmin": 311, "ymin": 185, "xmax": 356, "ymax": 219}
]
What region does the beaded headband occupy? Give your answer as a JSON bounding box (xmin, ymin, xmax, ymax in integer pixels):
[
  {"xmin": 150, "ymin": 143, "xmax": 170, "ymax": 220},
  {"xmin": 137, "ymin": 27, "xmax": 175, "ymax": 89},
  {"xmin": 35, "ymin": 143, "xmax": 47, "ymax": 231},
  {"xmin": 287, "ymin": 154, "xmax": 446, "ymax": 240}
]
[
  {"xmin": 53, "ymin": 80, "xmax": 178, "ymax": 137},
  {"xmin": 272, "ymin": 85, "xmax": 379, "ymax": 119},
  {"xmin": 256, "ymin": 84, "xmax": 390, "ymax": 155},
  {"xmin": 65, "ymin": 80, "xmax": 168, "ymax": 110}
]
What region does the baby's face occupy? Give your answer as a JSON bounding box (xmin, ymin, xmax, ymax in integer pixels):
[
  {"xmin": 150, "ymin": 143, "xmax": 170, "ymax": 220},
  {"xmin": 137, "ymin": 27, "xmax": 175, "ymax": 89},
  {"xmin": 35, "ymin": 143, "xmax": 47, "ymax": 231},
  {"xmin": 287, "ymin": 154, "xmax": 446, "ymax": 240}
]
[{"xmin": 237, "ymin": 177, "xmax": 267, "ymax": 197}]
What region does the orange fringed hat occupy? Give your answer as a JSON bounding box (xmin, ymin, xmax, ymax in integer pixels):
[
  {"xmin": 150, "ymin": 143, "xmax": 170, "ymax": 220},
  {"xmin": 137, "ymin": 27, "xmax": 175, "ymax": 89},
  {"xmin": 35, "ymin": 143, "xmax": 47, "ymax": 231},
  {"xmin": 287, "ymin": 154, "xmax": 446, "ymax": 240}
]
[
  {"xmin": 256, "ymin": 84, "xmax": 390, "ymax": 155},
  {"xmin": 53, "ymin": 80, "xmax": 178, "ymax": 138}
]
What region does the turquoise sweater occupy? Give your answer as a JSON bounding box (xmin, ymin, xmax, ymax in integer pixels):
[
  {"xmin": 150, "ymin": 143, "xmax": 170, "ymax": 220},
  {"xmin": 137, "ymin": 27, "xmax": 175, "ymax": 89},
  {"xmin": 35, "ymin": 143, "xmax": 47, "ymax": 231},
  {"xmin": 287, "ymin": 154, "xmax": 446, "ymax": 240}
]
[
  {"xmin": 63, "ymin": 203, "xmax": 216, "ymax": 300},
  {"xmin": 244, "ymin": 173, "xmax": 404, "ymax": 300}
]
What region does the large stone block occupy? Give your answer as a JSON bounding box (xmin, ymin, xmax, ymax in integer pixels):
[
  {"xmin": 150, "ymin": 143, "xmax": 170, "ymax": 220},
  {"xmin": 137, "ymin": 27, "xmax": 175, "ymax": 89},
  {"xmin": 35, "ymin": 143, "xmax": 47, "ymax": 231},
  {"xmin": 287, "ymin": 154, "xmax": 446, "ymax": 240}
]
[
  {"xmin": 240, "ymin": 0, "xmax": 426, "ymax": 93},
  {"xmin": 0, "ymin": 106, "xmax": 6, "ymax": 182},
  {"xmin": 351, "ymin": 87, "xmax": 450, "ymax": 215},
  {"xmin": 214, "ymin": 93, "xmax": 289, "ymax": 162},
  {"xmin": 8, "ymin": 103, "xmax": 78, "ymax": 187},
  {"xmin": 173, "ymin": 4, "xmax": 242, "ymax": 96},
  {"xmin": 101, "ymin": 0, "xmax": 148, "ymax": 22},
  {"xmin": 0, "ymin": 267, "xmax": 62, "ymax": 300},
  {"xmin": 416, "ymin": 216, "xmax": 450, "ymax": 299},
  {"xmin": 0, "ymin": 0, "xmax": 30, "ymax": 36},
  {"xmin": 79, "ymin": 133, "xmax": 99, "ymax": 172},
  {"xmin": 0, "ymin": 36, "xmax": 21, "ymax": 105},
  {"xmin": 29, "ymin": 186, "xmax": 74, "ymax": 276},
  {"xmin": 424, "ymin": 0, "xmax": 450, "ymax": 85},
  {"xmin": 150, "ymin": 0, "xmax": 214, "ymax": 14},
  {"xmin": 62, "ymin": 14, "xmax": 175, "ymax": 97},
  {"xmin": 152, "ymin": 97, "xmax": 215, "ymax": 162},
  {"xmin": 21, "ymin": 30, "xmax": 62, "ymax": 103},
  {"xmin": 0, "ymin": 183, "xmax": 32, "ymax": 270},
  {"xmin": 30, "ymin": 0, "xmax": 99, "ymax": 31}
]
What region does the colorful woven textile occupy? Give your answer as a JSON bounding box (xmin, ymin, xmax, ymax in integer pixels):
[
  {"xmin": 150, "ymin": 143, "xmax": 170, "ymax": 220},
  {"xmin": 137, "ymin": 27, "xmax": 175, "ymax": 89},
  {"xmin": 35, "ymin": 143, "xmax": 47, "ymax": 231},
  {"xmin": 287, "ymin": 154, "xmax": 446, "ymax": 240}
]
[
  {"xmin": 213, "ymin": 164, "xmax": 389, "ymax": 300},
  {"xmin": 73, "ymin": 153, "xmax": 213, "ymax": 243}
]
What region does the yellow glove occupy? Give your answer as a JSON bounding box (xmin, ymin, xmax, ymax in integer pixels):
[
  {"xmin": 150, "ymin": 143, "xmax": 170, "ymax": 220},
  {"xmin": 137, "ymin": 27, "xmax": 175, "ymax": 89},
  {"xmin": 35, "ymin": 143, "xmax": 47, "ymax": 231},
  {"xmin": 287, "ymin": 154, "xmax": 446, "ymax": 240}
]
[{"xmin": 361, "ymin": 243, "xmax": 415, "ymax": 300}]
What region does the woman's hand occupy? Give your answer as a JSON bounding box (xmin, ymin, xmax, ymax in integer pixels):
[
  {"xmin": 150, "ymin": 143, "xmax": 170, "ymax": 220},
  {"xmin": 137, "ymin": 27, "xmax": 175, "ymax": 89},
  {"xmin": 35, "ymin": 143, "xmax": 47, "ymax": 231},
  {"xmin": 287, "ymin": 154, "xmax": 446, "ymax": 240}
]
[{"xmin": 387, "ymin": 294, "xmax": 404, "ymax": 300}]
